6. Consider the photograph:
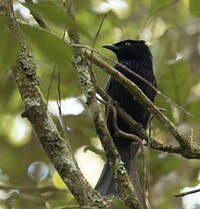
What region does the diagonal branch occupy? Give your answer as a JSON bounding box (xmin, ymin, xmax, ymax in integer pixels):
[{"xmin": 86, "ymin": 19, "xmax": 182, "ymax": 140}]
[
  {"xmin": 25, "ymin": 0, "xmax": 49, "ymax": 30},
  {"xmin": 96, "ymin": 85, "xmax": 182, "ymax": 154},
  {"xmin": 20, "ymin": 0, "xmax": 200, "ymax": 159},
  {"xmin": 174, "ymin": 188, "xmax": 200, "ymax": 198},
  {"xmin": 0, "ymin": 0, "xmax": 108, "ymax": 208},
  {"xmin": 72, "ymin": 44, "xmax": 198, "ymax": 121},
  {"xmin": 85, "ymin": 52, "xmax": 200, "ymax": 157},
  {"xmin": 0, "ymin": 185, "xmax": 67, "ymax": 193},
  {"xmin": 64, "ymin": 0, "xmax": 143, "ymax": 208}
]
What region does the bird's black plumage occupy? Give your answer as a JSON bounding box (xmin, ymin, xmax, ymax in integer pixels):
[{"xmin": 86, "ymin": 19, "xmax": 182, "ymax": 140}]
[{"xmin": 95, "ymin": 40, "xmax": 157, "ymax": 201}]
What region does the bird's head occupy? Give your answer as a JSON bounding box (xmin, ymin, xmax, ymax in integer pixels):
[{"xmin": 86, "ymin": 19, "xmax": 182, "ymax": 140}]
[{"xmin": 102, "ymin": 40, "xmax": 152, "ymax": 61}]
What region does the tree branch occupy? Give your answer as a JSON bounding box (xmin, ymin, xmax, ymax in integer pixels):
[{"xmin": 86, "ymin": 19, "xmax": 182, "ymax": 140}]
[
  {"xmin": 0, "ymin": 0, "xmax": 108, "ymax": 208},
  {"xmin": 0, "ymin": 185, "xmax": 67, "ymax": 193},
  {"xmin": 21, "ymin": 0, "xmax": 200, "ymax": 159},
  {"xmin": 96, "ymin": 86, "xmax": 182, "ymax": 155},
  {"xmin": 64, "ymin": 1, "xmax": 143, "ymax": 208},
  {"xmin": 84, "ymin": 52, "xmax": 200, "ymax": 158},
  {"xmin": 25, "ymin": 0, "xmax": 49, "ymax": 30},
  {"xmin": 174, "ymin": 188, "xmax": 200, "ymax": 198}
]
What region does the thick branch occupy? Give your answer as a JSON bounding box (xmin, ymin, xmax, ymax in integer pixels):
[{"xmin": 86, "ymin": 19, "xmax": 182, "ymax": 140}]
[
  {"xmin": 64, "ymin": 1, "xmax": 143, "ymax": 208},
  {"xmin": 0, "ymin": 0, "xmax": 108, "ymax": 208},
  {"xmin": 20, "ymin": 0, "xmax": 200, "ymax": 159},
  {"xmin": 96, "ymin": 85, "xmax": 182, "ymax": 154}
]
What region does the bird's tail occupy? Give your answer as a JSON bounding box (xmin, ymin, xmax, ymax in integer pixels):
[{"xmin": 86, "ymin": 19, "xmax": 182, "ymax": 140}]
[
  {"xmin": 95, "ymin": 143, "xmax": 148, "ymax": 209},
  {"xmin": 95, "ymin": 158, "xmax": 119, "ymax": 198},
  {"xmin": 95, "ymin": 144, "xmax": 139, "ymax": 197}
]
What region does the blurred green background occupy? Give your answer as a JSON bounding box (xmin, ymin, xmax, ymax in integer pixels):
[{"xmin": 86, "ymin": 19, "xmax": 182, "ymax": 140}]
[{"xmin": 0, "ymin": 0, "xmax": 200, "ymax": 208}]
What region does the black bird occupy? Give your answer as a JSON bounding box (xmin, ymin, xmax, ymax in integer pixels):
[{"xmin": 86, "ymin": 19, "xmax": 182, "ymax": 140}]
[{"xmin": 95, "ymin": 40, "xmax": 157, "ymax": 205}]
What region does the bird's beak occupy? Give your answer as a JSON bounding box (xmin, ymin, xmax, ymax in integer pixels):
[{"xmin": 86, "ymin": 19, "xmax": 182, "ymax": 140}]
[{"xmin": 102, "ymin": 44, "xmax": 119, "ymax": 51}]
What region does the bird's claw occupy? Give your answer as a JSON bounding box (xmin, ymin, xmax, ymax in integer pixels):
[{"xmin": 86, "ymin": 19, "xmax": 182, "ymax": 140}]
[
  {"xmin": 130, "ymin": 122, "xmax": 143, "ymax": 132},
  {"xmin": 114, "ymin": 100, "xmax": 120, "ymax": 107},
  {"xmin": 135, "ymin": 122, "xmax": 143, "ymax": 132}
]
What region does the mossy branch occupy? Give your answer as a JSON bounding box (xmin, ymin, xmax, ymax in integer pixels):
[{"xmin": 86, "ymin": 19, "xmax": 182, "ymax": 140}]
[
  {"xmin": 85, "ymin": 52, "xmax": 200, "ymax": 158},
  {"xmin": 0, "ymin": 0, "xmax": 108, "ymax": 208},
  {"xmin": 16, "ymin": 0, "xmax": 200, "ymax": 159},
  {"xmin": 64, "ymin": 0, "xmax": 143, "ymax": 208}
]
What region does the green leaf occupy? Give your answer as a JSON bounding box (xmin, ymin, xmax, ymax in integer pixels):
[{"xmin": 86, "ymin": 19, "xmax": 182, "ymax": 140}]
[
  {"xmin": 190, "ymin": 0, "xmax": 200, "ymax": 16},
  {"xmin": 23, "ymin": 1, "xmax": 70, "ymax": 29},
  {"xmin": 149, "ymin": 150, "xmax": 181, "ymax": 183},
  {"xmin": 159, "ymin": 60, "xmax": 190, "ymax": 105},
  {"xmin": 0, "ymin": 17, "xmax": 20, "ymax": 71},
  {"xmin": 155, "ymin": 95, "xmax": 173, "ymax": 123},
  {"xmin": 63, "ymin": 112, "xmax": 96, "ymax": 150},
  {"xmin": 184, "ymin": 100, "xmax": 200, "ymax": 123},
  {"xmin": 22, "ymin": 1, "xmax": 91, "ymax": 38},
  {"xmin": 20, "ymin": 24, "xmax": 73, "ymax": 66},
  {"xmin": 150, "ymin": 0, "xmax": 176, "ymax": 15},
  {"xmin": 155, "ymin": 60, "xmax": 190, "ymax": 123},
  {"xmin": 38, "ymin": 65, "xmax": 81, "ymax": 99}
]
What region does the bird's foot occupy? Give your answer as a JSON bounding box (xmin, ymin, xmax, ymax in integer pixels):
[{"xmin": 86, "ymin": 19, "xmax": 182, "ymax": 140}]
[
  {"xmin": 135, "ymin": 122, "xmax": 143, "ymax": 132},
  {"xmin": 113, "ymin": 100, "xmax": 120, "ymax": 107}
]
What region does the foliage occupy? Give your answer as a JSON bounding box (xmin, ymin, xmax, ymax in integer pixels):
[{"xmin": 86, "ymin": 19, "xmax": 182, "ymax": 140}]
[{"xmin": 0, "ymin": 0, "xmax": 200, "ymax": 209}]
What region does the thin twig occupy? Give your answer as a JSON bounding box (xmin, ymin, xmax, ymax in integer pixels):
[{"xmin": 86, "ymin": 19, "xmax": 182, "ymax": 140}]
[
  {"xmin": 174, "ymin": 188, "xmax": 200, "ymax": 198},
  {"xmin": 146, "ymin": 150, "xmax": 154, "ymax": 209},
  {"xmin": 98, "ymin": 97, "xmax": 142, "ymax": 145},
  {"xmin": 85, "ymin": 51, "xmax": 195, "ymax": 151},
  {"xmin": 111, "ymin": 104, "xmax": 142, "ymax": 145},
  {"xmin": 89, "ymin": 13, "xmax": 107, "ymax": 69},
  {"xmin": 141, "ymin": 145, "xmax": 147, "ymax": 201},
  {"xmin": 101, "ymin": 99, "xmax": 148, "ymax": 208},
  {"xmin": 89, "ymin": 14, "xmax": 107, "ymax": 86},
  {"xmin": 148, "ymin": 114, "xmax": 155, "ymax": 138},
  {"xmin": 53, "ymin": 205, "xmax": 97, "ymax": 209},
  {"xmin": 45, "ymin": 66, "xmax": 56, "ymax": 111},
  {"xmin": 0, "ymin": 185, "xmax": 67, "ymax": 193},
  {"xmin": 109, "ymin": 102, "xmax": 148, "ymax": 204},
  {"xmin": 56, "ymin": 72, "xmax": 73, "ymax": 153},
  {"xmin": 96, "ymin": 85, "xmax": 183, "ymax": 155},
  {"xmin": 56, "ymin": 70, "xmax": 62, "ymax": 115}
]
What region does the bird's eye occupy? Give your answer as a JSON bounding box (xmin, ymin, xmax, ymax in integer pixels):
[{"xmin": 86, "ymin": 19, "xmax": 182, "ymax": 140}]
[{"xmin": 125, "ymin": 42, "xmax": 131, "ymax": 46}]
